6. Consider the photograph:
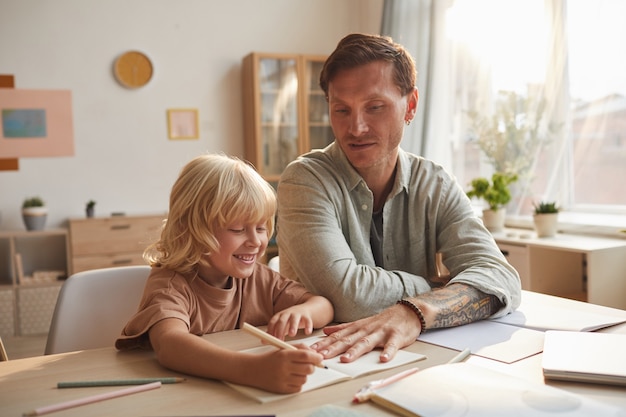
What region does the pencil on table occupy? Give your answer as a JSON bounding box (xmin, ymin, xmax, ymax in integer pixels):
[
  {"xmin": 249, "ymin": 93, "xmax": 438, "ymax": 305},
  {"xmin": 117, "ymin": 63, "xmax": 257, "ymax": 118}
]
[
  {"xmin": 57, "ymin": 377, "xmax": 185, "ymax": 388},
  {"xmin": 23, "ymin": 381, "xmax": 161, "ymax": 416},
  {"xmin": 447, "ymin": 348, "xmax": 471, "ymax": 364},
  {"xmin": 242, "ymin": 322, "xmax": 327, "ymax": 369}
]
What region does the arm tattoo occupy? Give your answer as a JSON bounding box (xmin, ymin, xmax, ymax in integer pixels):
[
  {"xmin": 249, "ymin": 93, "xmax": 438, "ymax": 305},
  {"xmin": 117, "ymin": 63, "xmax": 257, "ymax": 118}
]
[{"xmin": 420, "ymin": 284, "xmax": 502, "ymax": 329}]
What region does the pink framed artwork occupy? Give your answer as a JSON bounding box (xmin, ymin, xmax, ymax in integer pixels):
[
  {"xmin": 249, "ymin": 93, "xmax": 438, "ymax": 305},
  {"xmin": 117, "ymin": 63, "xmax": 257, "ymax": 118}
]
[
  {"xmin": 167, "ymin": 108, "xmax": 199, "ymax": 140},
  {"xmin": 0, "ymin": 89, "xmax": 74, "ymax": 157}
]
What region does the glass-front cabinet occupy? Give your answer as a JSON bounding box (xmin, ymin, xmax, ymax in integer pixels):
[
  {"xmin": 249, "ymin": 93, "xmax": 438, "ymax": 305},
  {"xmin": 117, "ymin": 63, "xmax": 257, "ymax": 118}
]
[{"xmin": 242, "ymin": 52, "xmax": 334, "ymax": 182}]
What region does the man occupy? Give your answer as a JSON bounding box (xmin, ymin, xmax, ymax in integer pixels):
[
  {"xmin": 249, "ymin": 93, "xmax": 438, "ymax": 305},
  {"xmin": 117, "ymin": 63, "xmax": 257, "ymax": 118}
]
[{"xmin": 277, "ymin": 33, "xmax": 520, "ymax": 363}]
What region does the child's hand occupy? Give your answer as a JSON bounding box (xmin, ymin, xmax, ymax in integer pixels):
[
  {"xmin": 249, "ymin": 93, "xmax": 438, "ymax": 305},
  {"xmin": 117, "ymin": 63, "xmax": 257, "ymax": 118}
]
[
  {"xmin": 267, "ymin": 306, "xmax": 315, "ymax": 339},
  {"xmin": 249, "ymin": 348, "xmax": 323, "ymax": 393}
]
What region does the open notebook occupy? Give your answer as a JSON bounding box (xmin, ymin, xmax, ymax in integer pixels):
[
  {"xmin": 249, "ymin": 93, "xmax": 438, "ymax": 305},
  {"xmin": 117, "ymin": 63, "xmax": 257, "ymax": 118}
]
[
  {"xmin": 370, "ymin": 362, "xmax": 622, "ymax": 417},
  {"xmin": 224, "ymin": 335, "xmax": 426, "ymax": 403},
  {"xmin": 542, "ymin": 330, "xmax": 626, "ymax": 386}
]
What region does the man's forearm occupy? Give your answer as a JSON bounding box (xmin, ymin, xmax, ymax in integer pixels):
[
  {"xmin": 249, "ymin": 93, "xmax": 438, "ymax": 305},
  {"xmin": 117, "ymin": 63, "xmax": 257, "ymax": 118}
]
[{"xmin": 411, "ymin": 283, "xmax": 502, "ymax": 330}]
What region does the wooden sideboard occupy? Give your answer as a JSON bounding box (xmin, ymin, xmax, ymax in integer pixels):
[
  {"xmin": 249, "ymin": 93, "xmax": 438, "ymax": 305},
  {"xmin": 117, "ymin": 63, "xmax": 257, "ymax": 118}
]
[
  {"xmin": 68, "ymin": 214, "xmax": 164, "ymax": 274},
  {"xmin": 495, "ymin": 228, "xmax": 626, "ymax": 309}
]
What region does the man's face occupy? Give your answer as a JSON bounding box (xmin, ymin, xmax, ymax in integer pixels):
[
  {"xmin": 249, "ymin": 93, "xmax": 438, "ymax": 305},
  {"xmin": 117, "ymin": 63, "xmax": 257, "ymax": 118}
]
[{"xmin": 327, "ymin": 61, "xmax": 417, "ymax": 175}]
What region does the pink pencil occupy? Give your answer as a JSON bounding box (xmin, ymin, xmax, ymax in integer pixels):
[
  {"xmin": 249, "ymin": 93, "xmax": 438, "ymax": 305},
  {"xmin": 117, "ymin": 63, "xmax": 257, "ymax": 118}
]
[
  {"xmin": 23, "ymin": 381, "xmax": 161, "ymax": 416},
  {"xmin": 353, "ymin": 367, "xmax": 419, "ymax": 403}
]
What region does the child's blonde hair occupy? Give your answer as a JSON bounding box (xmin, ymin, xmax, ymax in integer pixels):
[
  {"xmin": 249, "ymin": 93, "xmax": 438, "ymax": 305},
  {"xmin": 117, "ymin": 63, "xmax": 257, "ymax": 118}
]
[{"xmin": 145, "ymin": 153, "xmax": 276, "ymax": 274}]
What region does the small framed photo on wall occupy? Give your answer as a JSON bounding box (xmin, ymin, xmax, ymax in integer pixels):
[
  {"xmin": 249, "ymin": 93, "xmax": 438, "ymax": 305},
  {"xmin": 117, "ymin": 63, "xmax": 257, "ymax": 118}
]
[{"xmin": 167, "ymin": 108, "xmax": 199, "ymax": 140}]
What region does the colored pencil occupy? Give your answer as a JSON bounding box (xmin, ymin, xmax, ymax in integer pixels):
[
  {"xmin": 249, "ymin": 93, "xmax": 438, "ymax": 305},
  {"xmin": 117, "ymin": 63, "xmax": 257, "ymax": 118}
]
[
  {"xmin": 353, "ymin": 367, "xmax": 420, "ymax": 403},
  {"xmin": 447, "ymin": 348, "xmax": 471, "ymax": 364},
  {"xmin": 57, "ymin": 377, "xmax": 185, "ymax": 388},
  {"xmin": 242, "ymin": 322, "xmax": 327, "ymax": 369},
  {"xmin": 23, "ymin": 381, "xmax": 161, "ymax": 416}
]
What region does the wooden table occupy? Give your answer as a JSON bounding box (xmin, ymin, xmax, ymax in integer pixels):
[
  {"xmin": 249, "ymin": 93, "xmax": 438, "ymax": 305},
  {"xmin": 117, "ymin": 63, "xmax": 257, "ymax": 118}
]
[{"xmin": 1, "ymin": 318, "xmax": 625, "ymax": 416}]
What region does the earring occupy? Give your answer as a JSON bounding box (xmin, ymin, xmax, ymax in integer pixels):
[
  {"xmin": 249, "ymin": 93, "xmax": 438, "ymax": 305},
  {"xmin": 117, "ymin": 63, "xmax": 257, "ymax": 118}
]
[{"xmin": 405, "ymin": 119, "xmax": 411, "ymax": 126}]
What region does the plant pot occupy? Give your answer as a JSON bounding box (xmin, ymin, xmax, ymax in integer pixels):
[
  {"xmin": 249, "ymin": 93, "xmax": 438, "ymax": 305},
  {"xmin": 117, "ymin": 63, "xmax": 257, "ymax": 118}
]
[
  {"xmin": 482, "ymin": 208, "xmax": 506, "ymax": 233},
  {"xmin": 86, "ymin": 207, "xmax": 95, "ymax": 218},
  {"xmin": 533, "ymin": 213, "xmax": 558, "ymax": 237},
  {"xmin": 22, "ymin": 207, "xmax": 48, "ymax": 231}
]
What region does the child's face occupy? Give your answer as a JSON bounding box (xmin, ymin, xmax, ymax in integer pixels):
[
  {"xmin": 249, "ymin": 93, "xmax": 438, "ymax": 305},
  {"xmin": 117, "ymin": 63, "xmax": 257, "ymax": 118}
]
[{"xmin": 204, "ymin": 221, "xmax": 270, "ymax": 283}]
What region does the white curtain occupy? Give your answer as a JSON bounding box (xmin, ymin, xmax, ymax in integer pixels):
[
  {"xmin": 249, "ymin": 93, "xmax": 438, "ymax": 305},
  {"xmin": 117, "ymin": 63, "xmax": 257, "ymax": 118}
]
[
  {"xmin": 382, "ymin": 0, "xmax": 626, "ymax": 229},
  {"xmin": 381, "ymin": 0, "xmax": 573, "ymax": 215},
  {"xmin": 381, "ymin": 0, "xmax": 455, "ymax": 169}
]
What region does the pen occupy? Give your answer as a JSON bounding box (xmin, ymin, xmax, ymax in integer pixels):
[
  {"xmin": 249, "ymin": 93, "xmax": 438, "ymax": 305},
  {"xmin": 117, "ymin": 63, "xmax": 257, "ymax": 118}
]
[
  {"xmin": 352, "ymin": 367, "xmax": 419, "ymax": 403},
  {"xmin": 23, "ymin": 381, "xmax": 161, "ymax": 416},
  {"xmin": 447, "ymin": 348, "xmax": 471, "ymax": 364},
  {"xmin": 57, "ymin": 377, "xmax": 186, "ymax": 388},
  {"xmin": 241, "ymin": 322, "xmax": 327, "ymax": 369}
]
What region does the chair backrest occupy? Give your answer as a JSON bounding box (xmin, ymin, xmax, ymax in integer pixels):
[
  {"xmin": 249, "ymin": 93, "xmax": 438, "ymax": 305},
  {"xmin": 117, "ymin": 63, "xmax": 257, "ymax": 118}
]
[
  {"xmin": 268, "ymin": 256, "xmax": 280, "ymax": 272},
  {"xmin": 45, "ymin": 265, "xmax": 150, "ymax": 355},
  {"xmin": 0, "ymin": 336, "xmax": 8, "ymax": 361}
]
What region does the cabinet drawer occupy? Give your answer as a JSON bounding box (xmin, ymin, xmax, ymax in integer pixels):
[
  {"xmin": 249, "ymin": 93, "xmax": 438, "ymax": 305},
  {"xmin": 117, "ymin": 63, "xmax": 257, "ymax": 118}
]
[
  {"xmin": 69, "ymin": 215, "xmax": 163, "ymax": 256},
  {"xmin": 71, "ymin": 253, "xmax": 148, "ymax": 274}
]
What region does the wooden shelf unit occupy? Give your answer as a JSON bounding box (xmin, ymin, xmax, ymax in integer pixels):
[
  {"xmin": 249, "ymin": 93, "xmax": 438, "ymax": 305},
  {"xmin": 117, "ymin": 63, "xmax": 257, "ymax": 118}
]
[
  {"xmin": 0, "ymin": 229, "xmax": 69, "ymax": 337},
  {"xmin": 242, "ymin": 52, "xmax": 334, "ymax": 183}
]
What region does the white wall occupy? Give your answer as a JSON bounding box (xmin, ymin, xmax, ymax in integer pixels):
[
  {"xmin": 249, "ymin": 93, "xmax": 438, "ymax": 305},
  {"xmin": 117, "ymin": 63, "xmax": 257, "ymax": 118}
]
[{"xmin": 0, "ymin": 0, "xmax": 383, "ymax": 230}]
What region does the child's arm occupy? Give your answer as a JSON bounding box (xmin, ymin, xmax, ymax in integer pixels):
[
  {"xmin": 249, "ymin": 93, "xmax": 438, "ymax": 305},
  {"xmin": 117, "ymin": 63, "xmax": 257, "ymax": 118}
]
[
  {"xmin": 148, "ymin": 318, "xmax": 324, "ymax": 394},
  {"xmin": 267, "ymin": 294, "xmax": 334, "ymax": 339}
]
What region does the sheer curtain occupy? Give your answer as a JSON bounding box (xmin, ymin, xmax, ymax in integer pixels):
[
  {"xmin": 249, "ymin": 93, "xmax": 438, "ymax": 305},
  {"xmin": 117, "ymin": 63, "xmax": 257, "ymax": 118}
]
[
  {"xmin": 381, "ymin": 0, "xmax": 455, "ymax": 169},
  {"xmin": 381, "ymin": 0, "xmax": 626, "ymax": 219}
]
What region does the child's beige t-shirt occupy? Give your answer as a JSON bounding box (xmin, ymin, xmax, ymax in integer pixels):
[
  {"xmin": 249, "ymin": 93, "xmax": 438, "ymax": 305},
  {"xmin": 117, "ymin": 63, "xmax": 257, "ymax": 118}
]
[{"xmin": 115, "ymin": 263, "xmax": 310, "ymax": 350}]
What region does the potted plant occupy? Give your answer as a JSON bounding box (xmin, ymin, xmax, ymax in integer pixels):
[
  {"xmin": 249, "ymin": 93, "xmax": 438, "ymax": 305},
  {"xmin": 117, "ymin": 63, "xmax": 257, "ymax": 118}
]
[
  {"xmin": 85, "ymin": 200, "xmax": 96, "ymax": 218},
  {"xmin": 466, "ymin": 90, "xmax": 557, "ymax": 182},
  {"xmin": 532, "ymin": 201, "xmax": 559, "ymax": 237},
  {"xmin": 22, "ymin": 196, "xmax": 48, "ymax": 231},
  {"xmin": 466, "ymin": 172, "xmax": 518, "ymax": 233}
]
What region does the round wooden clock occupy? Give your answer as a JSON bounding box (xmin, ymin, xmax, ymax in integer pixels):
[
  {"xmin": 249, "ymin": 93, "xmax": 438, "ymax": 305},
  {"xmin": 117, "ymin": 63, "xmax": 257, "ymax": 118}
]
[{"xmin": 113, "ymin": 50, "xmax": 154, "ymax": 88}]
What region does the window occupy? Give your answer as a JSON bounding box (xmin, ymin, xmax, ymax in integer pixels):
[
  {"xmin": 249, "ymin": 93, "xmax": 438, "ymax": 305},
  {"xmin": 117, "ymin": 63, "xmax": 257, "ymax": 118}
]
[{"xmin": 444, "ymin": 0, "xmax": 626, "ymax": 217}]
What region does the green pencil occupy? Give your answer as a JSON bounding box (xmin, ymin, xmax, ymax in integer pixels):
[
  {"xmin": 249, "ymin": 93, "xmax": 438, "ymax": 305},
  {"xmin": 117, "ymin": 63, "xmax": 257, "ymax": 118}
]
[{"xmin": 57, "ymin": 377, "xmax": 186, "ymax": 388}]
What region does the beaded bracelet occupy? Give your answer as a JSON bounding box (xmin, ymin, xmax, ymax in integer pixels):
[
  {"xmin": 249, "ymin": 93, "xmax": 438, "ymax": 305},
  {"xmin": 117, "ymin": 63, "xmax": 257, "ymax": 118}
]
[{"xmin": 397, "ymin": 299, "xmax": 427, "ymax": 332}]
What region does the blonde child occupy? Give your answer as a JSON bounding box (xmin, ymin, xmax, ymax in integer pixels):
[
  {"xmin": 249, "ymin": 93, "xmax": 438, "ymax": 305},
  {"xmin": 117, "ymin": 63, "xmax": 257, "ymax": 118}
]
[{"xmin": 116, "ymin": 153, "xmax": 333, "ymax": 394}]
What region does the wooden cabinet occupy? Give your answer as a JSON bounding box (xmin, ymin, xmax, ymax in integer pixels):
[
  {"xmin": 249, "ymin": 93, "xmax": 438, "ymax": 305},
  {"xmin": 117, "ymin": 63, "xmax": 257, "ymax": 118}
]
[
  {"xmin": 68, "ymin": 214, "xmax": 164, "ymax": 274},
  {"xmin": 0, "ymin": 229, "xmax": 69, "ymax": 336},
  {"xmin": 495, "ymin": 229, "xmax": 626, "ymax": 309},
  {"xmin": 242, "ymin": 52, "xmax": 334, "ymax": 182}
]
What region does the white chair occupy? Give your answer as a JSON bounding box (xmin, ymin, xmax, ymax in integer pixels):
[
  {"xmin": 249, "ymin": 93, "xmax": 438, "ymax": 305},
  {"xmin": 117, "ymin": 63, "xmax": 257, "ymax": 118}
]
[
  {"xmin": 268, "ymin": 256, "xmax": 280, "ymax": 272},
  {"xmin": 0, "ymin": 336, "xmax": 8, "ymax": 361},
  {"xmin": 45, "ymin": 265, "xmax": 151, "ymax": 355}
]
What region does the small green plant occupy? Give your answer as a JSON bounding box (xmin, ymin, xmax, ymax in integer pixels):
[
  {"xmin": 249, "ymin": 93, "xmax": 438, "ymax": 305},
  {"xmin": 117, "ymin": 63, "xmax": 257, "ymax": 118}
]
[
  {"xmin": 22, "ymin": 196, "xmax": 45, "ymax": 208},
  {"xmin": 466, "ymin": 172, "xmax": 518, "ymax": 211},
  {"xmin": 533, "ymin": 201, "xmax": 559, "ymax": 214},
  {"xmin": 86, "ymin": 200, "xmax": 96, "ymax": 209}
]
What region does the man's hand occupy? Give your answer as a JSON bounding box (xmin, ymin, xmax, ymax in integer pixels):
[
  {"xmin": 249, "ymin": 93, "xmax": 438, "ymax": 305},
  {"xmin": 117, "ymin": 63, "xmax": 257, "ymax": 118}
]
[{"xmin": 309, "ymin": 304, "xmax": 421, "ymax": 363}]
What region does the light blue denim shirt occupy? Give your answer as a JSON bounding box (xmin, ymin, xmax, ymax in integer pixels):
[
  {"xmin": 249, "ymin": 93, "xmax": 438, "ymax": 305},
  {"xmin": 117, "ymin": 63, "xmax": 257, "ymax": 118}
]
[{"xmin": 277, "ymin": 142, "xmax": 521, "ymax": 322}]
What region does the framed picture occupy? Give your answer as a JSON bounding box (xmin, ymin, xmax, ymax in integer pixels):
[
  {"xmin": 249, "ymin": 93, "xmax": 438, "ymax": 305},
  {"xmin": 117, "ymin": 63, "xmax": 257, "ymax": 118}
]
[
  {"xmin": 0, "ymin": 89, "xmax": 74, "ymax": 157},
  {"xmin": 167, "ymin": 108, "xmax": 199, "ymax": 140}
]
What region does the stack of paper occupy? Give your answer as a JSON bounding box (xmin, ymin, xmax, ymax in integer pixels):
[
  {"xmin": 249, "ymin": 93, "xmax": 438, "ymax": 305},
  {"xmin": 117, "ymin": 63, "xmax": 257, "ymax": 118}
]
[{"xmin": 542, "ymin": 330, "xmax": 626, "ymax": 386}]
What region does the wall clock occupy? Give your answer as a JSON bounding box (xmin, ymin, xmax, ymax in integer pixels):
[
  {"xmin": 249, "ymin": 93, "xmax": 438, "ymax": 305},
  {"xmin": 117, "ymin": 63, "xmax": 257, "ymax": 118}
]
[{"xmin": 113, "ymin": 50, "xmax": 153, "ymax": 89}]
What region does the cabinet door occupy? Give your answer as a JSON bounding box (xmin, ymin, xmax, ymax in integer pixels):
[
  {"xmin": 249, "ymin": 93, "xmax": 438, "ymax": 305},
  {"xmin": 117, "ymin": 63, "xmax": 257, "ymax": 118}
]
[
  {"xmin": 302, "ymin": 58, "xmax": 334, "ymax": 151},
  {"xmin": 498, "ymin": 243, "xmax": 531, "ymax": 290},
  {"xmin": 243, "ymin": 53, "xmax": 331, "ymax": 182},
  {"xmin": 261, "ymin": 57, "xmax": 300, "ymax": 177}
]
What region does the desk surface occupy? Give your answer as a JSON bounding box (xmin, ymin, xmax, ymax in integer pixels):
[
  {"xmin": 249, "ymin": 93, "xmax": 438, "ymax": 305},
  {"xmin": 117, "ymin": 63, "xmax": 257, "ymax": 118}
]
[{"xmin": 2, "ymin": 320, "xmax": 626, "ymax": 416}]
